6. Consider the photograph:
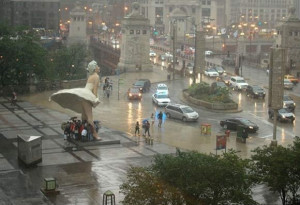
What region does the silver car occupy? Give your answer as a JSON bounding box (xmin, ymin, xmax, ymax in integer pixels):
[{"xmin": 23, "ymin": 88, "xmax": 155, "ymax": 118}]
[
  {"xmin": 165, "ymin": 104, "xmax": 199, "ymax": 122},
  {"xmin": 284, "ymin": 79, "xmax": 293, "ymax": 90}
]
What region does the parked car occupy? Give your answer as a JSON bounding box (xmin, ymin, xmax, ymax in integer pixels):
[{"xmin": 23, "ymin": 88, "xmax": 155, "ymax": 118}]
[
  {"xmin": 268, "ymin": 108, "xmax": 295, "ymax": 123},
  {"xmin": 230, "ymin": 76, "xmax": 248, "ymax": 91},
  {"xmin": 156, "ymin": 83, "xmax": 169, "ymax": 95},
  {"xmin": 284, "ymin": 79, "xmax": 294, "ymax": 90},
  {"xmin": 220, "ymin": 117, "xmax": 259, "ymax": 133},
  {"xmin": 213, "ymin": 66, "xmax": 226, "ymax": 75},
  {"xmin": 159, "ymin": 54, "xmax": 167, "ymax": 61},
  {"xmin": 211, "ymin": 82, "xmax": 228, "ymax": 91},
  {"xmin": 246, "ymin": 85, "xmax": 266, "ymax": 99},
  {"xmin": 133, "ymin": 79, "xmax": 151, "ymax": 92},
  {"xmin": 205, "ymin": 50, "xmax": 214, "ymax": 57},
  {"xmin": 165, "ymin": 104, "xmax": 199, "ymax": 122},
  {"xmin": 217, "ymin": 75, "xmax": 231, "ymax": 85},
  {"xmin": 204, "ymin": 68, "xmax": 219, "ymax": 77},
  {"xmin": 186, "ymin": 63, "xmax": 194, "ymax": 74},
  {"xmin": 149, "ymin": 50, "xmax": 156, "ymax": 57},
  {"xmin": 283, "ymin": 95, "xmax": 296, "ymax": 112},
  {"xmin": 152, "ymin": 92, "xmax": 170, "ymax": 106},
  {"xmin": 284, "ymin": 75, "xmax": 299, "ymax": 85},
  {"xmin": 127, "ymin": 87, "xmax": 142, "ymax": 100}
]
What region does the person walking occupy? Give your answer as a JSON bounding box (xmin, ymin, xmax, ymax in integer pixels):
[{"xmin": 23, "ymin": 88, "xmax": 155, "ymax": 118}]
[
  {"xmin": 11, "ymin": 91, "xmax": 17, "ymax": 106},
  {"xmin": 157, "ymin": 111, "xmax": 163, "ymax": 128},
  {"xmin": 144, "ymin": 120, "xmax": 150, "ymax": 137},
  {"xmin": 134, "ymin": 121, "xmax": 140, "ymax": 136}
]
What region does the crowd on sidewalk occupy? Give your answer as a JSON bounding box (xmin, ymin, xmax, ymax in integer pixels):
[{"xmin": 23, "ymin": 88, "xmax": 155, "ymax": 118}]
[{"xmin": 61, "ymin": 117, "xmax": 101, "ymax": 142}]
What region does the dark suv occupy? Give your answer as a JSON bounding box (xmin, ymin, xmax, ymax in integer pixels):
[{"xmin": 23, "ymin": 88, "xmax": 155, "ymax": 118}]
[
  {"xmin": 268, "ymin": 108, "xmax": 295, "ymax": 123},
  {"xmin": 246, "ymin": 85, "xmax": 266, "ymax": 99},
  {"xmin": 133, "ymin": 79, "xmax": 151, "ymax": 92}
]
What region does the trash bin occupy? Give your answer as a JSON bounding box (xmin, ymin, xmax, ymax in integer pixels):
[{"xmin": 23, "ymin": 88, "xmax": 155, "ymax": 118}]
[
  {"xmin": 18, "ymin": 135, "xmax": 42, "ymax": 166},
  {"xmin": 167, "ymin": 74, "xmax": 171, "ymax": 80},
  {"xmin": 225, "ymin": 130, "xmax": 230, "ymax": 137},
  {"xmin": 237, "ymin": 125, "xmax": 248, "ymax": 139},
  {"xmin": 201, "ymin": 123, "xmax": 211, "ymax": 135}
]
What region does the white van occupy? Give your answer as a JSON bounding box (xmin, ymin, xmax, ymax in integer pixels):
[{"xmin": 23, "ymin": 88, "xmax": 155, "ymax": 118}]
[{"xmin": 230, "ymin": 76, "xmax": 248, "ymax": 91}]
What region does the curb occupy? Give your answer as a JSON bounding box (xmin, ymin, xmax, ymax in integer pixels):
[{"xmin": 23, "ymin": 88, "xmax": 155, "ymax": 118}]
[{"xmin": 180, "ymin": 93, "xmax": 243, "ymax": 113}]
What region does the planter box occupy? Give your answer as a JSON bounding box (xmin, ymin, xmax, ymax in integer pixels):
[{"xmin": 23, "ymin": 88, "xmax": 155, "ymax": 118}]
[{"xmin": 183, "ymin": 90, "xmax": 238, "ymax": 110}]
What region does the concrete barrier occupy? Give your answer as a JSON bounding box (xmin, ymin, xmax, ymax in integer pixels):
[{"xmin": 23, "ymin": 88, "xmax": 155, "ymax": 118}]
[
  {"xmin": 183, "ymin": 89, "xmax": 238, "ymax": 110},
  {"xmin": 61, "ymin": 79, "xmax": 86, "ymax": 89}
]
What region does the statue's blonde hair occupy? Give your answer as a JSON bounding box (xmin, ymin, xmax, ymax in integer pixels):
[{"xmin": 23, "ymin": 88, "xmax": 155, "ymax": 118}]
[{"xmin": 87, "ymin": 60, "xmax": 98, "ymax": 73}]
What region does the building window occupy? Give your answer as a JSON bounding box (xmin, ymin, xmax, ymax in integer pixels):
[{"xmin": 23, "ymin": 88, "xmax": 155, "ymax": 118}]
[
  {"xmin": 136, "ymin": 30, "xmax": 140, "ymax": 34},
  {"xmin": 130, "ymin": 30, "xmax": 134, "ymax": 34},
  {"xmin": 202, "ymin": 8, "xmax": 210, "ymax": 17},
  {"xmin": 143, "ymin": 30, "xmax": 147, "ymax": 34}
]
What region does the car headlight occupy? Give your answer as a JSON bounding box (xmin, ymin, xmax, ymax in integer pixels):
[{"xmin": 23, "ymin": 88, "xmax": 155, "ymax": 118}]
[
  {"xmin": 294, "ymin": 103, "xmax": 296, "ymax": 106},
  {"xmin": 249, "ymin": 126, "xmax": 253, "ymax": 129},
  {"xmin": 255, "ymin": 92, "xmax": 258, "ymax": 95},
  {"xmin": 139, "ymin": 93, "xmax": 141, "ymax": 96},
  {"xmin": 293, "ymin": 114, "xmax": 295, "ymax": 117},
  {"xmin": 284, "ymin": 102, "xmax": 286, "ymax": 106},
  {"xmin": 129, "ymin": 93, "xmax": 132, "ymax": 96},
  {"xmin": 282, "ymin": 115, "xmax": 286, "ymax": 119}
]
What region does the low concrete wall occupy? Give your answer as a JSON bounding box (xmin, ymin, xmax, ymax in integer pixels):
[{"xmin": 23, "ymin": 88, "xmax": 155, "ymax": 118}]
[
  {"xmin": 61, "ymin": 79, "xmax": 86, "ymax": 89},
  {"xmin": 183, "ymin": 89, "xmax": 238, "ymax": 110}
]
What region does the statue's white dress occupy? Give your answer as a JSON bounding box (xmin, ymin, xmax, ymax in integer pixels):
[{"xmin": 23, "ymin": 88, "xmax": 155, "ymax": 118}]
[{"xmin": 50, "ymin": 83, "xmax": 100, "ymax": 113}]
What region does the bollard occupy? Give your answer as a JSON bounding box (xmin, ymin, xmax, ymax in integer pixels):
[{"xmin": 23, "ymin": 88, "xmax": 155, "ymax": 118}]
[
  {"xmin": 225, "ymin": 130, "xmax": 230, "ymax": 137},
  {"xmin": 150, "ymin": 138, "xmax": 153, "ymax": 145}
]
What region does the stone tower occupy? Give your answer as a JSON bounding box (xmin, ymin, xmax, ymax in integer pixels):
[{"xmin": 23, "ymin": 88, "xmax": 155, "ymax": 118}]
[
  {"xmin": 117, "ymin": 2, "xmax": 152, "ymax": 72},
  {"xmin": 276, "ymin": 6, "xmax": 300, "ymax": 77},
  {"xmin": 68, "ymin": 2, "xmax": 87, "ymax": 45}
]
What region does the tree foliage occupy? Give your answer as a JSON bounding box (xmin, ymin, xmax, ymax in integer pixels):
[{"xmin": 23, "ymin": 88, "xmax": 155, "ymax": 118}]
[
  {"xmin": 120, "ymin": 150, "xmax": 257, "ymax": 205},
  {"xmin": 0, "ymin": 24, "xmax": 49, "ymax": 86},
  {"xmin": 187, "ymin": 82, "xmax": 232, "ymax": 103},
  {"xmin": 251, "ymin": 139, "xmax": 300, "ymax": 205},
  {"xmin": 49, "ymin": 43, "xmax": 88, "ymax": 80}
]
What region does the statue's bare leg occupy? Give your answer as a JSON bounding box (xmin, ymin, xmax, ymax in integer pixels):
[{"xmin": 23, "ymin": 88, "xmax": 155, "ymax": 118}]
[{"xmin": 81, "ymin": 101, "xmax": 101, "ymax": 140}]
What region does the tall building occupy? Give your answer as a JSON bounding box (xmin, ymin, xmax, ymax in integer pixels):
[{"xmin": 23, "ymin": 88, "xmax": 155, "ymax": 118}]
[
  {"xmin": 0, "ymin": 0, "xmax": 60, "ymax": 31},
  {"xmin": 226, "ymin": 0, "xmax": 294, "ymax": 28},
  {"xmin": 294, "ymin": 0, "xmax": 300, "ymax": 19}
]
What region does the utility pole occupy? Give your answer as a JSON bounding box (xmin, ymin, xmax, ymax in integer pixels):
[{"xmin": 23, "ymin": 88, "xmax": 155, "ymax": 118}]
[
  {"xmin": 193, "ymin": 25, "xmax": 198, "ymax": 84},
  {"xmin": 268, "ymin": 47, "xmax": 285, "ymax": 146},
  {"xmin": 172, "ymin": 20, "xmax": 177, "ymax": 80}
]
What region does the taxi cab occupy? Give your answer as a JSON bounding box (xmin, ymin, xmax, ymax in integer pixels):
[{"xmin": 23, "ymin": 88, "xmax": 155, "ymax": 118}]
[
  {"xmin": 155, "ymin": 83, "xmax": 169, "ymax": 95},
  {"xmin": 284, "ymin": 75, "xmax": 299, "ymax": 85}
]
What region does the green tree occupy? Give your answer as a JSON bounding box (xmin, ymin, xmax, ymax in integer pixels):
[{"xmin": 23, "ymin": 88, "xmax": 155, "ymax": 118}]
[
  {"xmin": 120, "ymin": 166, "xmax": 185, "ymax": 205},
  {"xmin": 50, "ymin": 43, "xmax": 88, "ymax": 80},
  {"xmin": 120, "ymin": 150, "xmax": 257, "ymax": 205},
  {"xmin": 251, "ymin": 143, "xmax": 300, "ymax": 205},
  {"xmin": 0, "ymin": 24, "xmax": 49, "ymax": 87}
]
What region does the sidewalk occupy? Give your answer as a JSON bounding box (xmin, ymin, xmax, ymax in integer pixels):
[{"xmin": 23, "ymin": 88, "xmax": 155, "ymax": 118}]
[{"xmin": 0, "ymin": 96, "xmax": 179, "ymax": 204}]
